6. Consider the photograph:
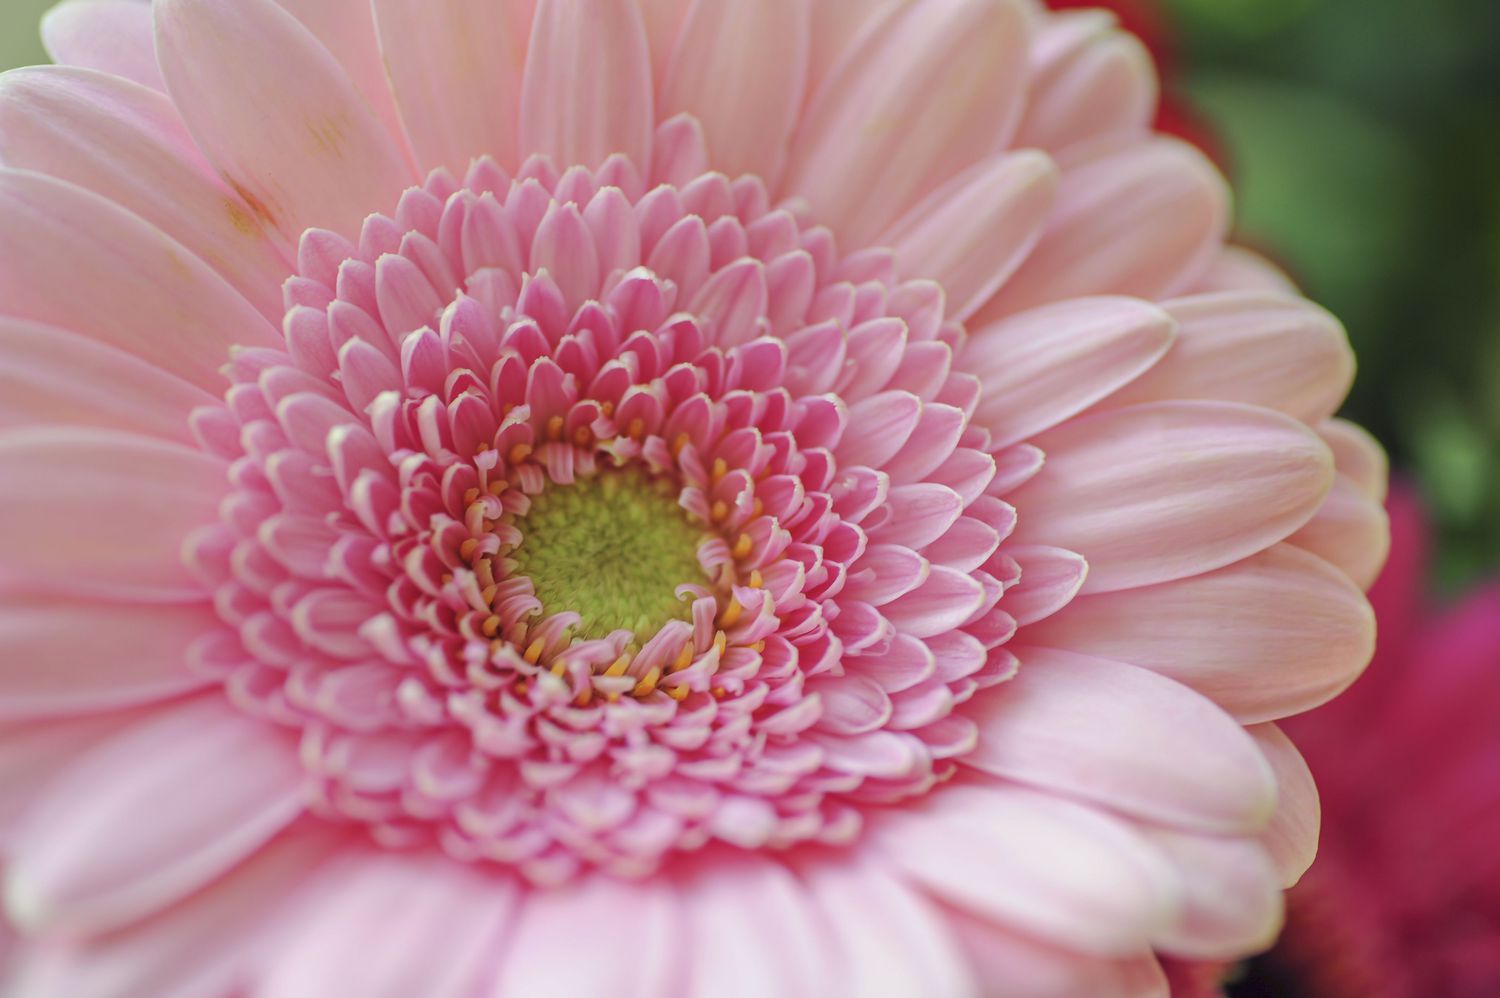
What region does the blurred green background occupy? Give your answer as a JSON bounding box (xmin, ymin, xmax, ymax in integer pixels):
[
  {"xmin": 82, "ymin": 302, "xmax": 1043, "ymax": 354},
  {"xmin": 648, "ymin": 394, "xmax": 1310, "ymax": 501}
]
[{"xmin": 3, "ymin": 0, "xmax": 1498, "ymax": 587}]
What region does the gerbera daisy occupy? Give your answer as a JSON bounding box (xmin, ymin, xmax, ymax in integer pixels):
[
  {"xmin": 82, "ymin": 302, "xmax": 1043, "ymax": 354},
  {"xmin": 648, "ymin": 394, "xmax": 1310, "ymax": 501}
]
[{"xmin": 0, "ymin": 0, "xmax": 1386, "ymax": 994}]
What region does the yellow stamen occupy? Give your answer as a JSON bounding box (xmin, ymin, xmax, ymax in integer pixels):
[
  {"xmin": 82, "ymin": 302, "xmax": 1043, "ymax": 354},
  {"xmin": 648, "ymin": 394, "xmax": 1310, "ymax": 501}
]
[
  {"xmin": 719, "ymin": 598, "xmax": 743, "ymax": 628},
  {"xmin": 732, "ymin": 533, "xmax": 753, "ymax": 559},
  {"xmin": 752, "ymin": 498, "xmax": 764, "ymax": 518},
  {"xmin": 748, "ymin": 569, "xmax": 764, "ymax": 588},
  {"xmin": 671, "ymin": 642, "xmax": 695, "ymax": 673},
  {"xmin": 507, "ymin": 443, "xmax": 532, "ymax": 465},
  {"xmin": 604, "ymin": 654, "xmax": 633, "ymax": 677},
  {"xmin": 666, "ymin": 684, "xmax": 690, "ymax": 701},
  {"xmin": 523, "ymin": 637, "xmax": 546, "ymax": 664},
  {"xmin": 713, "ymin": 630, "xmax": 727, "ymax": 657},
  {"xmin": 480, "ymin": 615, "xmax": 501, "ymax": 638},
  {"xmin": 488, "ymin": 480, "xmax": 508, "ymax": 496},
  {"xmin": 463, "ymin": 487, "xmax": 480, "ymax": 504},
  {"xmin": 574, "ymin": 686, "xmax": 594, "ymax": 707},
  {"xmin": 459, "ymin": 538, "xmax": 479, "ymax": 560},
  {"xmin": 633, "ymin": 666, "xmax": 662, "ymax": 696},
  {"xmin": 546, "ymin": 415, "xmax": 565, "ymax": 440},
  {"xmin": 671, "ymin": 432, "xmax": 692, "ymax": 456},
  {"xmin": 627, "ymin": 418, "xmax": 646, "ymax": 440},
  {"xmin": 711, "ymin": 457, "xmax": 728, "ymax": 484},
  {"xmin": 573, "ymin": 425, "xmax": 592, "ymax": 446},
  {"xmin": 710, "ymin": 500, "xmax": 729, "ymax": 523}
]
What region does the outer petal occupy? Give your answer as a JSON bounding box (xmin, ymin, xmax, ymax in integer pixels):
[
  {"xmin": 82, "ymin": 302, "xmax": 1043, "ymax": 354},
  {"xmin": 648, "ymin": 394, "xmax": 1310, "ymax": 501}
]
[
  {"xmin": 800, "ymin": 855, "xmax": 979, "ymax": 998},
  {"xmin": 0, "ymin": 427, "xmax": 226, "ymax": 602},
  {"xmin": 874, "ymin": 783, "xmax": 1181, "ymax": 955},
  {"xmin": 881, "ymin": 151, "xmax": 1059, "ymax": 322},
  {"xmin": 0, "ymin": 593, "xmax": 217, "ymax": 719},
  {"xmin": 966, "ymin": 648, "xmax": 1276, "ymax": 833},
  {"xmin": 0, "ymin": 168, "xmax": 278, "ymax": 389},
  {"xmin": 0, "ymin": 318, "xmax": 213, "ymax": 443},
  {"xmin": 5, "ymin": 697, "xmax": 306, "ymax": 936},
  {"xmin": 0, "ymin": 712, "xmax": 142, "ymax": 841},
  {"xmin": 660, "ymin": 0, "xmax": 810, "ymax": 183},
  {"xmin": 947, "ymin": 911, "xmax": 1170, "ymax": 998},
  {"xmin": 1014, "ymin": 12, "xmax": 1157, "ymax": 155},
  {"xmin": 1009, "ymin": 401, "xmax": 1335, "ymax": 594},
  {"xmin": 977, "ymin": 139, "xmax": 1229, "ymax": 320},
  {"xmin": 154, "ymin": 0, "xmax": 415, "ymax": 241},
  {"xmin": 1100, "ymin": 293, "xmax": 1355, "ymax": 424},
  {"xmin": 1248, "ymin": 723, "xmax": 1320, "ymax": 888},
  {"xmin": 1189, "ymin": 245, "xmax": 1297, "ymax": 295},
  {"xmin": 1025, "ymin": 543, "xmax": 1376, "ymax": 722},
  {"xmin": 0, "ymin": 67, "xmax": 292, "ymax": 320},
  {"xmin": 1286, "ymin": 474, "xmax": 1391, "ymax": 590},
  {"xmin": 40, "ymin": 0, "xmax": 165, "ymax": 92},
  {"xmin": 1319, "ymin": 418, "xmax": 1389, "ymax": 503},
  {"xmin": 519, "ymin": 0, "xmax": 655, "ymax": 172},
  {"xmin": 373, "ymin": 0, "xmax": 532, "ymax": 175},
  {"xmin": 485, "ymin": 877, "xmax": 677, "ymax": 997},
  {"xmin": 780, "ymin": 0, "xmax": 1031, "ymax": 248},
  {"xmin": 1146, "ymin": 831, "xmax": 1284, "ymax": 960},
  {"xmin": 7, "ymin": 831, "xmax": 335, "ymax": 998},
  {"xmin": 260, "ymin": 851, "xmax": 514, "ymax": 998},
  {"xmin": 963, "ymin": 296, "xmax": 1176, "ymax": 450}
]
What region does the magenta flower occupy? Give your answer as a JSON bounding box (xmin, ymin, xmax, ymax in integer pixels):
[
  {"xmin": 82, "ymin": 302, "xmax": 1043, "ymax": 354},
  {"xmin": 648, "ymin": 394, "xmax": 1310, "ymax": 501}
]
[{"xmin": 0, "ymin": 1, "xmax": 1386, "ymax": 994}]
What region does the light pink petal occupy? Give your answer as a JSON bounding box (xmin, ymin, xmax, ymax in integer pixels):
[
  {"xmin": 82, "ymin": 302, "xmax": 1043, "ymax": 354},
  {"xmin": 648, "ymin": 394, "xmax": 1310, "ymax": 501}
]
[
  {"xmin": 0, "ymin": 593, "xmax": 217, "ymax": 719},
  {"xmin": 9, "ymin": 831, "xmax": 336, "ymax": 998},
  {"xmin": 881, "ymin": 151, "xmax": 1059, "ymax": 322},
  {"xmin": 947, "ymin": 911, "xmax": 1170, "ymax": 998},
  {"xmin": 1248, "ymin": 723, "xmax": 1320, "ymax": 888},
  {"xmin": 874, "ymin": 783, "xmax": 1181, "ymax": 955},
  {"xmin": 261, "ymin": 851, "xmax": 513, "ymax": 998},
  {"xmin": 679, "ymin": 859, "xmax": 841, "ymax": 998},
  {"xmin": 0, "ymin": 318, "xmax": 213, "ymax": 442},
  {"xmin": 373, "ymin": 0, "xmax": 531, "ymax": 175},
  {"xmin": 1014, "ymin": 12, "xmax": 1157, "ymax": 154},
  {"xmin": 0, "ymin": 168, "xmax": 278, "ymax": 389},
  {"xmin": 965, "ymin": 648, "xmax": 1275, "ymax": 833},
  {"xmin": 881, "ymin": 565, "xmax": 987, "ymax": 639},
  {"xmin": 487, "ymin": 876, "xmax": 678, "ymax": 997},
  {"xmin": 1286, "ymin": 473, "xmax": 1391, "ymax": 590},
  {"xmin": 5, "ymin": 697, "xmax": 306, "ymax": 935},
  {"xmin": 1188, "ymin": 245, "xmax": 1297, "ymax": 295},
  {"xmin": 1009, "ymin": 401, "xmax": 1334, "ymax": 593},
  {"xmin": 1146, "ymin": 830, "xmax": 1283, "ymax": 960},
  {"xmin": 977, "ymin": 139, "xmax": 1229, "ymax": 320},
  {"xmin": 660, "ymin": 0, "xmax": 809, "ymax": 182},
  {"xmin": 1025, "ymin": 543, "xmax": 1376, "ymax": 722},
  {"xmin": 519, "ymin": 0, "xmax": 654, "ymax": 173},
  {"xmin": 1319, "ymin": 417, "xmax": 1388, "ymax": 502},
  {"xmin": 0, "ymin": 712, "xmax": 142, "ymax": 842},
  {"xmin": 41, "ymin": 0, "xmax": 165, "ymax": 92},
  {"xmin": 155, "ymin": 0, "xmax": 414, "ymax": 241},
  {"xmin": 639, "ymin": 0, "xmax": 691, "ymax": 86},
  {"xmin": 780, "ymin": 0, "xmax": 1031, "ymax": 248},
  {"xmin": 0, "ymin": 67, "xmax": 292, "ymax": 320},
  {"xmin": 805, "ymin": 0, "xmax": 895, "ymax": 97},
  {"xmin": 1002, "ymin": 545, "xmax": 1088, "ymax": 625},
  {"xmin": 1101, "ymin": 292, "xmax": 1355, "ymax": 424},
  {"xmin": 801, "ymin": 854, "xmax": 979, "ymax": 998},
  {"xmin": 278, "ymin": 0, "xmax": 416, "ymax": 166},
  {"xmin": 836, "ymin": 391, "xmax": 920, "ymax": 469},
  {"xmin": 963, "ymin": 296, "xmax": 1175, "ymax": 450},
  {"xmin": 0, "ymin": 427, "xmax": 226, "ymax": 602}
]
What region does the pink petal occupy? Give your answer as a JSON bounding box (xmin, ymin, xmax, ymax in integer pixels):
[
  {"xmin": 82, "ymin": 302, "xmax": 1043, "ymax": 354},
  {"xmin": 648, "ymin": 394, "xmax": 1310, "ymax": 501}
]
[
  {"xmin": 660, "ymin": 0, "xmax": 810, "ymax": 182},
  {"xmin": 1002, "ymin": 545, "xmax": 1088, "ymax": 625},
  {"xmin": 977, "ymin": 139, "xmax": 1228, "ymax": 320},
  {"xmin": 882, "ymin": 151, "xmax": 1059, "ymax": 322},
  {"xmin": 0, "ymin": 427, "xmax": 226, "ymax": 602},
  {"xmin": 0, "ymin": 712, "xmax": 142, "ymax": 842},
  {"xmin": 0, "ymin": 68, "xmax": 292, "ymax": 321},
  {"xmin": 519, "ymin": 0, "xmax": 655, "ymax": 173},
  {"xmin": 40, "ymin": 0, "xmax": 165, "ymax": 92},
  {"xmin": 800, "ymin": 855, "xmax": 979, "ymax": 998},
  {"xmin": 873, "ymin": 783, "xmax": 1181, "ymax": 955},
  {"xmin": 1146, "ymin": 830, "xmax": 1283, "ymax": 960},
  {"xmin": 261, "ymin": 850, "xmax": 514, "ymax": 998},
  {"xmin": 8, "ymin": 830, "xmax": 336, "ymax": 998},
  {"xmin": 805, "ymin": 0, "xmax": 894, "ymax": 96},
  {"xmin": 1286, "ymin": 473, "xmax": 1391, "ymax": 590},
  {"xmin": 679, "ymin": 859, "xmax": 841, "ymax": 998},
  {"xmin": 0, "ymin": 593, "xmax": 217, "ymax": 720},
  {"xmin": 1189, "ymin": 245, "xmax": 1297, "ymax": 295},
  {"xmin": 5, "ymin": 697, "xmax": 305, "ymax": 935},
  {"xmin": 1010, "ymin": 401, "xmax": 1335, "ymax": 594},
  {"xmin": 780, "ymin": 0, "xmax": 1031, "ymax": 248},
  {"xmin": 0, "ymin": 318, "xmax": 213, "ymax": 443},
  {"xmin": 1319, "ymin": 418, "xmax": 1388, "ymax": 503},
  {"xmin": 0, "ymin": 169, "xmax": 278, "ymax": 390},
  {"xmin": 155, "ymin": 0, "xmax": 414, "ymax": 241},
  {"xmin": 1248, "ymin": 723, "xmax": 1320, "ymax": 888},
  {"xmin": 965, "ymin": 648, "xmax": 1275, "ymax": 833},
  {"xmin": 373, "ymin": 0, "xmax": 531, "ymax": 175},
  {"xmin": 836, "ymin": 391, "xmax": 920, "ymax": 469},
  {"xmin": 963, "ymin": 296, "xmax": 1175, "ymax": 450},
  {"xmin": 490, "ymin": 877, "xmax": 678, "ymax": 997},
  {"xmin": 881, "ymin": 565, "xmax": 988, "ymax": 639},
  {"xmin": 947, "ymin": 908, "xmax": 1171, "ymax": 998},
  {"xmin": 1101, "ymin": 292, "xmax": 1355, "ymax": 424},
  {"xmin": 1014, "ymin": 13, "xmax": 1156, "ymax": 155},
  {"xmin": 1025, "ymin": 543, "xmax": 1376, "ymax": 723}
]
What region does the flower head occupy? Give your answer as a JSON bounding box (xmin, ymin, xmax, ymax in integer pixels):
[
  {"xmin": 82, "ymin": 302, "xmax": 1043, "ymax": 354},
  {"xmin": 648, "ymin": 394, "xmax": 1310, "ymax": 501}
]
[{"xmin": 0, "ymin": 0, "xmax": 1386, "ymax": 994}]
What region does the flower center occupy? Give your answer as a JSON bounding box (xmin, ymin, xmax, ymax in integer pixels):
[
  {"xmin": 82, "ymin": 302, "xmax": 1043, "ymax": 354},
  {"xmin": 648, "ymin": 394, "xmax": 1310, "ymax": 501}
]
[{"xmin": 508, "ymin": 468, "xmax": 708, "ymax": 640}]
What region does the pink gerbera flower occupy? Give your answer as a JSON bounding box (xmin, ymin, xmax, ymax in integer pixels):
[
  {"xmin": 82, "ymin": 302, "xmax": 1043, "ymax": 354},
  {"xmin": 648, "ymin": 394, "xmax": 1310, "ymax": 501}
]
[{"xmin": 0, "ymin": 0, "xmax": 1387, "ymax": 994}]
